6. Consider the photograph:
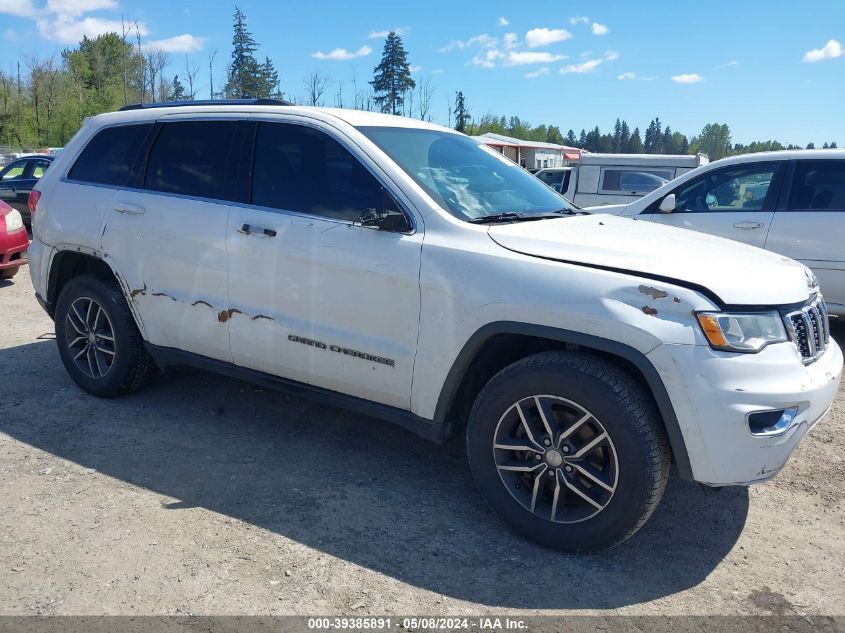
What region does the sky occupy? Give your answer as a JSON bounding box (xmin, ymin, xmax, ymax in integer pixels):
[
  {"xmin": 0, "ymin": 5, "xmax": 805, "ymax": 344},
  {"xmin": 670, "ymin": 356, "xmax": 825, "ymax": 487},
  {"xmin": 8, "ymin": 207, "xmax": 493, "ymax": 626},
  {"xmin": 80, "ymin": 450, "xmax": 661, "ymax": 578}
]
[{"xmin": 1, "ymin": 0, "xmax": 843, "ymax": 145}]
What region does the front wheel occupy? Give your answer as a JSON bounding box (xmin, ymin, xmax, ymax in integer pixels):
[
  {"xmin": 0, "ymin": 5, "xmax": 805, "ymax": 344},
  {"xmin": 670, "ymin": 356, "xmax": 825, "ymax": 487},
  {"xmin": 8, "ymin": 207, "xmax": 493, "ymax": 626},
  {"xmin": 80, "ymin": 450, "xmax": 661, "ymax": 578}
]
[
  {"xmin": 466, "ymin": 351, "xmax": 670, "ymax": 551},
  {"xmin": 0, "ymin": 267, "xmax": 19, "ymax": 280}
]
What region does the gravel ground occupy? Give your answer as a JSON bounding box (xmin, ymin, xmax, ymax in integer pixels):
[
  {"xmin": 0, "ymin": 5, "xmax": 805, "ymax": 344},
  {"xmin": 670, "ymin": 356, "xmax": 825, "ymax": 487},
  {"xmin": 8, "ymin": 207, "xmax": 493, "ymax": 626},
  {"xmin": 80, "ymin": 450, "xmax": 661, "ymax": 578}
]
[{"xmin": 1, "ymin": 269, "xmax": 843, "ymax": 617}]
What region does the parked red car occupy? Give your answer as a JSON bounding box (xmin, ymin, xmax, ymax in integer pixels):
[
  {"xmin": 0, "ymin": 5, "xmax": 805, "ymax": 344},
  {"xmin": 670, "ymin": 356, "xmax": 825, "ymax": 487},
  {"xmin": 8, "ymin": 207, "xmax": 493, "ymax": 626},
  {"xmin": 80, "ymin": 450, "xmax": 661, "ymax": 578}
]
[{"xmin": 0, "ymin": 199, "xmax": 29, "ymax": 280}]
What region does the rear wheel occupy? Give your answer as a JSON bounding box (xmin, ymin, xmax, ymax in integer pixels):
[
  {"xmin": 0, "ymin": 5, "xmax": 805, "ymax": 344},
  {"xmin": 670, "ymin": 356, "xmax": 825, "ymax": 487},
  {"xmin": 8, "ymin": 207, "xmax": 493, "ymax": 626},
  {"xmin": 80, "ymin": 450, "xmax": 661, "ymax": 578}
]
[
  {"xmin": 466, "ymin": 351, "xmax": 670, "ymax": 551},
  {"xmin": 54, "ymin": 274, "xmax": 156, "ymax": 397}
]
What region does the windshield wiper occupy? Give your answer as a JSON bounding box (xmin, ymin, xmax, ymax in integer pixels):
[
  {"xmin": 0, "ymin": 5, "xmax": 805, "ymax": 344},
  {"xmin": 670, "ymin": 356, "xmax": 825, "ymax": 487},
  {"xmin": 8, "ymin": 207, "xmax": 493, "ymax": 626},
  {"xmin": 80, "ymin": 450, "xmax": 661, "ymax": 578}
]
[{"xmin": 467, "ymin": 210, "xmax": 574, "ymax": 224}]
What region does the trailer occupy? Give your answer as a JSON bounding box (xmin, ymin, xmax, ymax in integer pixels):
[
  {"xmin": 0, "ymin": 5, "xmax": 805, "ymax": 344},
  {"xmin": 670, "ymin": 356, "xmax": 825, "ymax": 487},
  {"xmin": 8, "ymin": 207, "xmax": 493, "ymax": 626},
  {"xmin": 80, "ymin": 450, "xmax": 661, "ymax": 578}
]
[{"xmin": 535, "ymin": 152, "xmax": 708, "ymax": 207}]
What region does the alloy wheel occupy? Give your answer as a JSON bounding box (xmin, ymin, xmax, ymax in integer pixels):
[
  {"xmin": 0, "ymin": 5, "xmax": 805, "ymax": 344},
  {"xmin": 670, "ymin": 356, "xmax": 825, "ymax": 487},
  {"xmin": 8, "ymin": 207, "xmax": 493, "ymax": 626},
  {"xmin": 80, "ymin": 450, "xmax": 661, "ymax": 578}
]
[
  {"xmin": 493, "ymin": 395, "xmax": 618, "ymax": 524},
  {"xmin": 65, "ymin": 296, "xmax": 117, "ymax": 379}
]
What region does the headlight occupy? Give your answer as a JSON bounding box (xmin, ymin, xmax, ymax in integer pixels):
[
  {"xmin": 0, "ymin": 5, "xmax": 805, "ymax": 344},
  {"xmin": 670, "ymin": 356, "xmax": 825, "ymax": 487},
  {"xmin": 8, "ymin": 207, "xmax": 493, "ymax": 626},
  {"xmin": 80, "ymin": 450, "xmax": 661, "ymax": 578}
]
[
  {"xmin": 3, "ymin": 209, "xmax": 23, "ymax": 232},
  {"xmin": 696, "ymin": 311, "xmax": 787, "ymax": 352}
]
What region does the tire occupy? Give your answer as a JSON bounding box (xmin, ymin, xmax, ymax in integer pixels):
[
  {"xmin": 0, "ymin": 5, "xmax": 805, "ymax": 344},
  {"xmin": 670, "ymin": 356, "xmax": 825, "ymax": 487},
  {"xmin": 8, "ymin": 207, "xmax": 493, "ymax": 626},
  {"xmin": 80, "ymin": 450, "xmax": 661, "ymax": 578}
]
[
  {"xmin": 54, "ymin": 273, "xmax": 156, "ymax": 398},
  {"xmin": 466, "ymin": 351, "xmax": 670, "ymax": 552},
  {"xmin": 0, "ymin": 267, "xmax": 19, "ymax": 280}
]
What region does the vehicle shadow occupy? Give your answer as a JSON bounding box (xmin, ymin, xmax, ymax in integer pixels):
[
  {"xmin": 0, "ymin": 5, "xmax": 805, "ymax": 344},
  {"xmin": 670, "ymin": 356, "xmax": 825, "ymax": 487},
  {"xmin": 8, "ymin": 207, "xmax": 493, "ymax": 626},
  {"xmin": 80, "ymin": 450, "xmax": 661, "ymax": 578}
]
[{"xmin": 0, "ymin": 340, "xmax": 750, "ymax": 609}]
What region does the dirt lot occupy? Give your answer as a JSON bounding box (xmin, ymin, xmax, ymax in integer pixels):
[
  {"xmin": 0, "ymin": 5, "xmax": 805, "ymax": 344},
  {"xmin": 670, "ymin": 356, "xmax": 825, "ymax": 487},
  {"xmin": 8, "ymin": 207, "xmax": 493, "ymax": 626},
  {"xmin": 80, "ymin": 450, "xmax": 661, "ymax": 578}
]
[{"xmin": 1, "ymin": 270, "xmax": 844, "ymax": 617}]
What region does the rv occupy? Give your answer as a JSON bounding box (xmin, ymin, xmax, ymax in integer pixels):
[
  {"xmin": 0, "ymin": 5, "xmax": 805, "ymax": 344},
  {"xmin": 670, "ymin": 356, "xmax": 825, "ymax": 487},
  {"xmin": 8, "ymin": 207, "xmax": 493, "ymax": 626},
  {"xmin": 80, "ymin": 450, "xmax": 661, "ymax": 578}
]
[{"xmin": 535, "ymin": 152, "xmax": 708, "ymax": 207}]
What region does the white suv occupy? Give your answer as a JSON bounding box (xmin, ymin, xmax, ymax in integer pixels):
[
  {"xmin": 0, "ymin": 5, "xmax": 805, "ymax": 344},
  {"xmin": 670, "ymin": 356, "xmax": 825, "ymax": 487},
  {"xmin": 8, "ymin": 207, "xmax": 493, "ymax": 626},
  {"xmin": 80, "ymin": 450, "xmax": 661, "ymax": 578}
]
[
  {"xmin": 28, "ymin": 102, "xmax": 842, "ymax": 551},
  {"xmin": 583, "ymin": 150, "xmax": 845, "ymax": 317}
]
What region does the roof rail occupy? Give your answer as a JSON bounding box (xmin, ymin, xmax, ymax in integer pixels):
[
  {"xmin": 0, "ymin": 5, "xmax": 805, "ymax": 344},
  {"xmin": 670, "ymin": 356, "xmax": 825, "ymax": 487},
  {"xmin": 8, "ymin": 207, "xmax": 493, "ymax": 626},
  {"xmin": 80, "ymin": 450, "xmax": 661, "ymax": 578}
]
[{"xmin": 118, "ymin": 98, "xmax": 293, "ymax": 112}]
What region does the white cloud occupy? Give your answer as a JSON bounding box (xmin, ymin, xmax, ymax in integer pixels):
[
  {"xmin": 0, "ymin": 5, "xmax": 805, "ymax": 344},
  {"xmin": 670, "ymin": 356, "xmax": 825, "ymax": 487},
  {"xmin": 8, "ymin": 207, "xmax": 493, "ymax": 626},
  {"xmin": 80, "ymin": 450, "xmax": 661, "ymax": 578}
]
[
  {"xmin": 368, "ymin": 27, "xmax": 408, "ymax": 38},
  {"xmin": 439, "ymin": 33, "xmax": 496, "ymax": 52},
  {"xmin": 505, "ymin": 51, "xmax": 566, "ymax": 66},
  {"xmin": 569, "ymin": 16, "xmax": 589, "ymax": 25},
  {"xmin": 142, "ymin": 34, "xmax": 206, "ymax": 53},
  {"xmin": 671, "ymin": 73, "xmax": 704, "ymax": 83},
  {"xmin": 618, "ymin": 71, "xmax": 658, "ymax": 81},
  {"xmin": 525, "ymin": 27, "xmax": 572, "ymax": 48},
  {"xmin": 4, "ymin": 0, "xmax": 207, "ymax": 52},
  {"xmin": 38, "ymin": 15, "xmax": 149, "ymax": 44},
  {"xmin": 591, "ymin": 22, "xmax": 608, "ymax": 35},
  {"xmin": 726, "ymin": 60, "xmax": 739, "ymax": 66},
  {"xmin": 503, "ymin": 32, "xmax": 518, "ymax": 49},
  {"xmin": 312, "ymin": 45, "xmax": 372, "ymax": 61},
  {"xmin": 498, "ymin": 17, "xmax": 509, "ymax": 26},
  {"xmin": 560, "ymin": 59, "xmax": 602, "ymax": 74},
  {"xmin": 46, "ymin": 0, "xmax": 116, "ymax": 16},
  {"xmin": 471, "ymin": 48, "xmax": 503, "ymax": 68},
  {"xmin": 802, "ymin": 39, "xmax": 843, "ymax": 62},
  {"xmin": 409, "ymin": 65, "xmax": 422, "ymax": 73},
  {"xmin": 524, "ymin": 67, "xmax": 549, "ymax": 78},
  {"xmin": 431, "ymin": 68, "xmax": 444, "ymax": 74},
  {"xmin": 0, "ymin": 0, "xmax": 37, "ymax": 17},
  {"xmin": 560, "ymin": 51, "xmax": 617, "ymax": 74}
]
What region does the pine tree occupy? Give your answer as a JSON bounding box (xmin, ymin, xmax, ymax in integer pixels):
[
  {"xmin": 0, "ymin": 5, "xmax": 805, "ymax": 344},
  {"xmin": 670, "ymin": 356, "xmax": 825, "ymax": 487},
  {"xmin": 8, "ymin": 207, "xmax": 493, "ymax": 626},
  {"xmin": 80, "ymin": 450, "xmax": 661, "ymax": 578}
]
[
  {"xmin": 662, "ymin": 126, "xmax": 678, "ymax": 154},
  {"xmin": 565, "ymin": 129, "xmax": 578, "ymax": 147},
  {"xmin": 371, "ymin": 31, "xmax": 415, "ymax": 115},
  {"xmin": 224, "ymin": 7, "xmax": 265, "ymax": 98},
  {"xmin": 620, "ymin": 120, "xmax": 630, "ymax": 152},
  {"xmin": 612, "ymin": 118, "xmax": 622, "ymax": 153},
  {"xmin": 170, "ymin": 75, "xmax": 186, "ymax": 101},
  {"xmin": 578, "ymin": 129, "xmax": 587, "ymax": 148},
  {"xmin": 628, "ymin": 127, "xmax": 644, "ymax": 153},
  {"xmin": 453, "ymin": 91, "xmax": 470, "ymax": 133},
  {"xmin": 585, "ymin": 126, "xmax": 601, "ymax": 152},
  {"xmin": 259, "ymin": 57, "xmax": 280, "ymax": 98},
  {"xmin": 644, "ymin": 118, "xmax": 663, "ymax": 153}
]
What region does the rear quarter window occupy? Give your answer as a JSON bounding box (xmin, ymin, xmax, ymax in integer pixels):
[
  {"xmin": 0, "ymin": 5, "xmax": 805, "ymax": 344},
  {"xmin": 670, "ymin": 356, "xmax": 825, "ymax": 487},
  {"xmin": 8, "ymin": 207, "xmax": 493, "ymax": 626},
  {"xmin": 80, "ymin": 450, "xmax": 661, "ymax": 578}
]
[{"xmin": 68, "ymin": 124, "xmax": 154, "ymax": 186}]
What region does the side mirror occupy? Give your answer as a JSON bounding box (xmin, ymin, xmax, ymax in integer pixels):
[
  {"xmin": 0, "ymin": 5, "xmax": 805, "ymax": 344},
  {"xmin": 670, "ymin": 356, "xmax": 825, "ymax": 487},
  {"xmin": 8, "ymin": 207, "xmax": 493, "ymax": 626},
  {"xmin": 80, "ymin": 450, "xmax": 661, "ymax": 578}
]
[
  {"xmin": 658, "ymin": 193, "xmax": 676, "ymax": 214},
  {"xmin": 359, "ymin": 208, "xmax": 411, "ymax": 233}
]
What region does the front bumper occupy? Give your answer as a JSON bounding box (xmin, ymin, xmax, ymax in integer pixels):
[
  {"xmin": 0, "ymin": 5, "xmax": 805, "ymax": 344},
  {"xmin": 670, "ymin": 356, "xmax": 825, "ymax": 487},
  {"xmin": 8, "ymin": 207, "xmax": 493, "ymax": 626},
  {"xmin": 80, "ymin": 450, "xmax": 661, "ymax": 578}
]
[{"xmin": 647, "ymin": 338, "xmax": 842, "ymax": 486}]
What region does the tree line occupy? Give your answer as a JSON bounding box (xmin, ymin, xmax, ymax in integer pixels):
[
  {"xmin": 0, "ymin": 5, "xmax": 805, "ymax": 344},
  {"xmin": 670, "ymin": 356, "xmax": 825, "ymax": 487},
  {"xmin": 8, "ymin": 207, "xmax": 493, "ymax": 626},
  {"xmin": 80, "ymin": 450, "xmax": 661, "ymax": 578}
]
[
  {"xmin": 0, "ymin": 5, "xmax": 838, "ymax": 161},
  {"xmin": 456, "ymin": 101, "xmax": 838, "ymax": 160}
]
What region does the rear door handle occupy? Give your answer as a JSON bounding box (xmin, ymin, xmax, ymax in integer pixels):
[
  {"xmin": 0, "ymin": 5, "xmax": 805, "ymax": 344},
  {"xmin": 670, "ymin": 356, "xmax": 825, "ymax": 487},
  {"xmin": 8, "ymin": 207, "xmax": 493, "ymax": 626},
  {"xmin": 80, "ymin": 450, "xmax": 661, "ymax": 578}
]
[
  {"xmin": 237, "ymin": 223, "xmax": 276, "ymax": 237},
  {"xmin": 114, "ymin": 203, "xmax": 146, "ymax": 215},
  {"xmin": 733, "ymin": 221, "xmax": 764, "ymax": 230}
]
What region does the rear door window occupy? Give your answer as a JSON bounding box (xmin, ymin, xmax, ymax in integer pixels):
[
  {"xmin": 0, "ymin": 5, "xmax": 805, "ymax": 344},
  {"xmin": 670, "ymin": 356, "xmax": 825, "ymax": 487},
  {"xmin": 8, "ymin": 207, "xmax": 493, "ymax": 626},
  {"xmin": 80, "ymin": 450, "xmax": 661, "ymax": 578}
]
[
  {"xmin": 787, "ymin": 161, "xmax": 845, "ymax": 211},
  {"xmin": 69, "ymin": 124, "xmax": 154, "ymax": 186},
  {"xmin": 144, "ymin": 121, "xmax": 238, "ymax": 201},
  {"xmin": 31, "ymin": 159, "xmax": 51, "ymax": 178}
]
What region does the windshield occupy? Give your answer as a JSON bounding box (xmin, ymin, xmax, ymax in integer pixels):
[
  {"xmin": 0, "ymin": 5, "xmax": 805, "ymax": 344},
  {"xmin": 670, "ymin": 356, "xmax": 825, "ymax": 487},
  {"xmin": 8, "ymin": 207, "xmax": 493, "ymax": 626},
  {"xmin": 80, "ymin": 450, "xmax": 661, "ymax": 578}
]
[{"xmin": 358, "ymin": 126, "xmax": 576, "ymax": 221}]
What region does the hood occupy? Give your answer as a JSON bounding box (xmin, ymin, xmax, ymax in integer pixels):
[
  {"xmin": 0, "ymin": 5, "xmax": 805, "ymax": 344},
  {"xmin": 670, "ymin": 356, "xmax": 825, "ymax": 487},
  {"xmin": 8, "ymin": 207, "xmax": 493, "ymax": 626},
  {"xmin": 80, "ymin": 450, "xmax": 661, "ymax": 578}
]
[{"xmin": 487, "ymin": 214, "xmax": 814, "ymax": 306}]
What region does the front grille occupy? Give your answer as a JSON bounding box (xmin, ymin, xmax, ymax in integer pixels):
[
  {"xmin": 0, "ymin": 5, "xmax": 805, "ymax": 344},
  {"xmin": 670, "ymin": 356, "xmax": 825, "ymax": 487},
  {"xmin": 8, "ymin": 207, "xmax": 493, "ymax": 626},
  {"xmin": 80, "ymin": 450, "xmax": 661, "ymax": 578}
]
[{"xmin": 785, "ymin": 297, "xmax": 830, "ymax": 363}]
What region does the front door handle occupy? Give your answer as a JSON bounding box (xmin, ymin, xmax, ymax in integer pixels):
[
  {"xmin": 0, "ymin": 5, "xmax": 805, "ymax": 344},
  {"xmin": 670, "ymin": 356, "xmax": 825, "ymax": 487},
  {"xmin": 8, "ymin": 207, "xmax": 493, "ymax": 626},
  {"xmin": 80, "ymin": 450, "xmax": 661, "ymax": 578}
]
[
  {"xmin": 114, "ymin": 203, "xmax": 146, "ymax": 215},
  {"xmin": 733, "ymin": 221, "xmax": 764, "ymax": 230},
  {"xmin": 237, "ymin": 223, "xmax": 276, "ymax": 237}
]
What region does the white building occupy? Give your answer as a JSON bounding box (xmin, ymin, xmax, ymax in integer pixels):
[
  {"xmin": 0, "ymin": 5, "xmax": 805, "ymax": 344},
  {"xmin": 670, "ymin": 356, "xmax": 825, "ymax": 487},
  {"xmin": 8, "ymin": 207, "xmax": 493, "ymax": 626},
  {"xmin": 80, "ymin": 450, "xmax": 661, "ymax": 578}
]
[{"xmin": 473, "ymin": 132, "xmax": 581, "ymax": 169}]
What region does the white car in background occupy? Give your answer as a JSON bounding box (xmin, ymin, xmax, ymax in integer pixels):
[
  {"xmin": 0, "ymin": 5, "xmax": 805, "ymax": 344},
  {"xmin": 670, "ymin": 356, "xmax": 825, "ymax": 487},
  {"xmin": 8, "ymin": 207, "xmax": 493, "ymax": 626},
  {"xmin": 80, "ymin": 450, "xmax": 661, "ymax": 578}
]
[{"xmin": 585, "ymin": 150, "xmax": 845, "ymax": 317}]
